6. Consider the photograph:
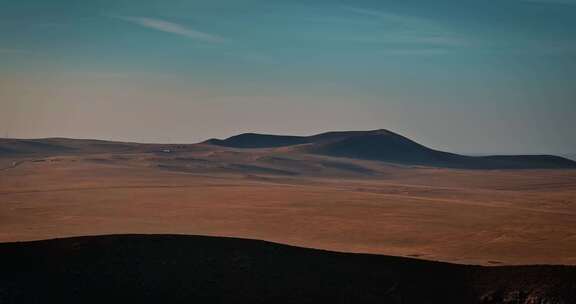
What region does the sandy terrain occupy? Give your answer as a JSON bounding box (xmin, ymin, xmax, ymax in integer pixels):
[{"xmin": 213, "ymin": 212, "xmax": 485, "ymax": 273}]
[{"xmin": 1, "ymin": 153, "xmax": 575, "ymax": 266}]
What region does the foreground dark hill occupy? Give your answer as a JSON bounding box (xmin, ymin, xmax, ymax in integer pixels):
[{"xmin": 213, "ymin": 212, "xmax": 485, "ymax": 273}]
[
  {"xmin": 0, "ymin": 235, "xmax": 574, "ymax": 304},
  {"xmin": 206, "ymin": 129, "xmax": 576, "ymax": 169}
]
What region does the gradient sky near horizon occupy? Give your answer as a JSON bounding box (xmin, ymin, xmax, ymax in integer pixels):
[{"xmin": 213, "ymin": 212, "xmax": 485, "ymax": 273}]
[{"xmin": 1, "ymin": 0, "xmax": 575, "ymax": 154}]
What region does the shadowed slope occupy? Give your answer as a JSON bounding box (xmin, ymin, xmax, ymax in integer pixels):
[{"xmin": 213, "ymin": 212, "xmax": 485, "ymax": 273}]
[
  {"xmin": 0, "ymin": 139, "xmax": 77, "ymax": 155},
  {"xmin": 205, "ymin": 129, "xmax": 576, "ymax": 169},
  {"xmin": 305, "ymin": 132, "xmax": 576, "ymax": 169},
  {"xmin": 205, "ymin": 133, "xmax": 308, "ymax": 148},
  {"xmin": 0, "ymin": 138, "xmax": 139, "ymax": 156},
  {"xmin": 0, "ymin": 234, "xmax": 574, "ymax": 304},
  {"xmin": 203, "ymin": 129, "xmax": 399, "ymax": 148},
  {"xmin": 479, "ymin": 155, "xmax": 576, "ymax": 169},
  {"xmin": 0, "ymin": 138, "xmax": 212, "ymax": 159}
]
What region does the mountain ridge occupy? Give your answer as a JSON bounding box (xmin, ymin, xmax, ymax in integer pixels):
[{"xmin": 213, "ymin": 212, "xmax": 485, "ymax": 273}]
[
  {"xmin": 204, "ymin": 129, "xmax": 576, "ymax": 169},
  {"xmin": 2, "ymin": 129, "xmax": 575, "ymax": 170}
]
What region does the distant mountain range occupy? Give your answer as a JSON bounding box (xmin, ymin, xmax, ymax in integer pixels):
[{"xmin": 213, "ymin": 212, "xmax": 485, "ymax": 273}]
[
  {"xmin": 205, "ymin": 129, "xmax": 576, "ymax": 169},
  {"xmin": 1, "ymin": 129, "xmax": 575, "ymax": 170}
]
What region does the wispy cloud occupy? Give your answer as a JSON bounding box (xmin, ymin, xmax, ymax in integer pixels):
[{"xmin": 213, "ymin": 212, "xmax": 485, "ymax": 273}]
[
  {"xmin": 60, "ymin": 71, "xmax": 179, "ymax": 80},
  {"xmin": 112, "ymin": 16, "xmax": 226, "ymax": 43},
  {"xmin": 0, "ymin": 48, "xmax": 35, "ymax": 54},
  {"xmin": 327, "ymin": 34, "xmax": 464, "ymax": 47},
  {"xmin": 379, "ymin": 48, "xmax": 450, "ymax": 56},
  {"xmin": 505, "ymin": 41, "xmax": 576, "ymax": 55},
  {"xmin": 341, "ymin": 7, "xmax": 468, "ymax": 47},
  {"xmin": 343, "ymin": 7, "xmax": 437, "ymax": 29},
  {"xmin": 521, "ymin": 0, "xmax": 576, "ymax": 4}
]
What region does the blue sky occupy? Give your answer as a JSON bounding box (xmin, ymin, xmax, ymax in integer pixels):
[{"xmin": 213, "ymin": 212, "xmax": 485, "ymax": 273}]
[{"xmin": 1, "ymin": 0, "xmax": 575, "ymax": 154}]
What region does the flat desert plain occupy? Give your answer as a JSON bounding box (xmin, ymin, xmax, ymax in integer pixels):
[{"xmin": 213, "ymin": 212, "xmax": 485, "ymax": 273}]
[{"xmin": 1, "ymin": 154, "xmax": 575, "ymax": 266}]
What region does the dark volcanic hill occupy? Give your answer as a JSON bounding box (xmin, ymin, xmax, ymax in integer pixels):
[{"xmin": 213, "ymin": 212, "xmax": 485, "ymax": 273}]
[
  {"xmin": 0, "ymin": 234, "xmax": 574, "ymax": 304},
  {"xmin": 205, "ymin": 129, "xmax": 576, "ymax": 169},
  {"xmin": 205, "ymin": 133, "xmax": 309, "ymax": 148}
]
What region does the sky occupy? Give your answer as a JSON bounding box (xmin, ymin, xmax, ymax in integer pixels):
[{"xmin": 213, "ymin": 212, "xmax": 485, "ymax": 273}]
[{"xmin": 1, "ymin": 0, "xmax": 575, "ymax": 154}]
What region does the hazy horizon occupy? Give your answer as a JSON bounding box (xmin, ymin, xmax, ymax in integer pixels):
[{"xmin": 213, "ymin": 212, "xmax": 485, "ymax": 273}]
[
  {"xmin": 3, "ymin": 130, "xmax": 576, "ymax": 157},
  {"xmin": 2, "ymin": 0, "xmax": 575, "ymax": 154}
]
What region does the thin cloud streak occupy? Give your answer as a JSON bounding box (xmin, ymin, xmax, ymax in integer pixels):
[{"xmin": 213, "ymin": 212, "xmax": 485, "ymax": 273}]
[
  {"xmin": 341, "ymin": 7, "xmax": 468, "ymax": 47},
  {"xmin": 113, "ymin": 16, "xmax": 226, "ymax": 43},
  {"xmin": 343, "ymin": 6, "xmax": 437, "ymax": 29},
  {"xmin": 379, "ymin": 48, "xmax": 450, "ymax": 56},
  {"xmin": 327, "ymin": 34, "xmax": 464, "ymax": 46},
  {"xmin": 521, "ymin": 0, "xmax": 576, "ymax": 4},
  {"xmin": 0, "ymin": 48, "xmax": 35, "ymax": 54}
]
